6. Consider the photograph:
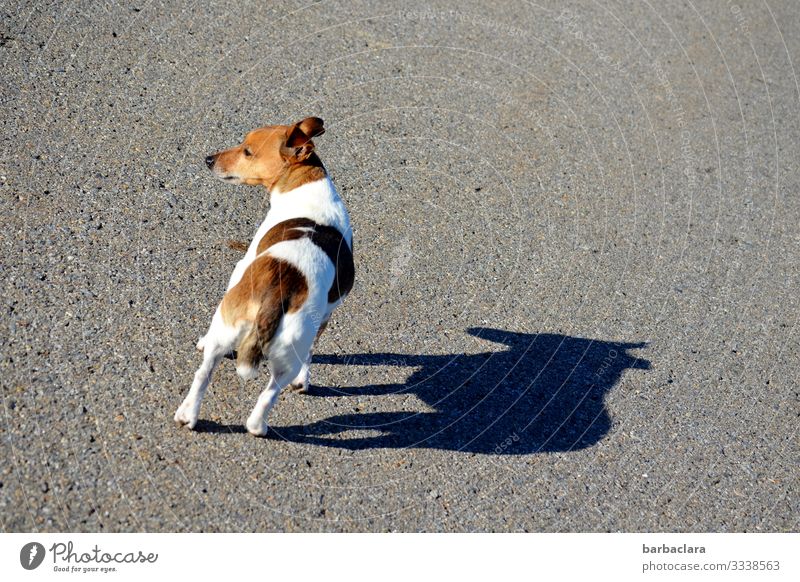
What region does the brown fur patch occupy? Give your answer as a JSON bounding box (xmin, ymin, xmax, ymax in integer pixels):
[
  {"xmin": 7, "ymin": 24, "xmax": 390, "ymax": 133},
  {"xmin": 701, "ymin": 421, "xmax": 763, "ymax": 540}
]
[
  {"xmin": 272, "ymin": 157, "xmax": 326, "ymax": 193},
  {"xmin": 255, "ymin": 218, "xmax": 314, "ymax": 256},
  {"xmin": 221, "ymin": 255, "xmax": 309, "ymax": 370},
  {"xmin": 297, "ymin": 116, "xmax": 325, "ymax": 138},
  {"xmin": 255, "ymin": 218, "xmax": 354, "ymax": 303},
  {"xmin": 209, "ymin": 118, "xmax": 327, "ymax": 193}
]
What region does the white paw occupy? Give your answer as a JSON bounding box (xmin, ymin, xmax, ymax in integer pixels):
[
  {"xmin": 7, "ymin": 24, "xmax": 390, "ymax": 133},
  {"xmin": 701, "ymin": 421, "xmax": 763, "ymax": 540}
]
[
  {"xmin": 196, "ymin": 336, "xmax": 206, "ymax": 352},
  {"xmin": 289, "ymin": 369, "xmax": 309, "ymax": 393},
  {"xmin": 174, "ymin": 398, "xmax": 199, "ymax": 429},
  {"xmin": 236, "ymin": 363, "xmax": 259, "ymax": 381},
  {"xmin": 246, "ymin": 414, "xmax": 269, "ymax": 437}
]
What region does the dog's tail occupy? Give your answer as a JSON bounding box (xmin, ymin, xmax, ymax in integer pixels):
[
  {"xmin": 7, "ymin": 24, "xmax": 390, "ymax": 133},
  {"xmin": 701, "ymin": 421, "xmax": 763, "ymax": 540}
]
[
  {"xmin": 235, "ymin": 327, "xmax": 261, "ymax": 379},
  {"xmin": 234, "ymin": 302, "xmax": 284, "ymax": 378}
]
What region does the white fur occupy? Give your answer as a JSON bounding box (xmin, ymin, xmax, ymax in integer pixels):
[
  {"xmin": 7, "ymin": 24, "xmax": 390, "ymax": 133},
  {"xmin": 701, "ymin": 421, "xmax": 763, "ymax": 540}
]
[
  {"xmin": 175, "ymin": 176, "xmax": 352, "ymax": 435},
  {"xmin": 225, "ymin": 176, "xmax": 351, "ymax": 292}
]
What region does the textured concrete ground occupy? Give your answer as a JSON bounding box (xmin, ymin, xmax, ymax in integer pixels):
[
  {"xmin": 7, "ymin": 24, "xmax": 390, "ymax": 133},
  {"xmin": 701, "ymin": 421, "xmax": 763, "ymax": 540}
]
[{"xmin": 1, "ymin": 0, "xmax": 798, "ymax": 532}]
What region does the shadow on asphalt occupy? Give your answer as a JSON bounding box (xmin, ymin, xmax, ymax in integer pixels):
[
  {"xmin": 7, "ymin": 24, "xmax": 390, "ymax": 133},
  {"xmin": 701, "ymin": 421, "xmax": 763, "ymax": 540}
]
[{"xmin": 266, "ymin": 327, "xmax": 650, "ymax": 454}]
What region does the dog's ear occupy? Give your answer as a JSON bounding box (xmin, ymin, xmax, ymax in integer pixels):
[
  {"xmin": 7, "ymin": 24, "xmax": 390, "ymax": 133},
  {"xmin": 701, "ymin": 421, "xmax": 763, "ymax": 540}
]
[
  {"xmin": 297, "ymin": 117, "xmax": 325, "ymax": 138},
  {"xmin": 281, "ymin": 123, "xmax": 315, "ymax": 162}
]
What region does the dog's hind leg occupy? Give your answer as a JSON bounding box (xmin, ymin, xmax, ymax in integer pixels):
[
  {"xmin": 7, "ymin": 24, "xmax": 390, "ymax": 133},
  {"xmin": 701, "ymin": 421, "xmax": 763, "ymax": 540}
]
[
  {"xmin": 288, "ymin": 354, "xmax": 312, "ymax": 393},
  {"xmin": 196, "ymin": 305, "xmax": 222, "ymax": 352},
  {"xmin": 246, "ymin": 363, "xmax": 303, "ymax": 437},
  {"xmin": 174, "ymin": 346, "xmax": 224, "ymax": 429},
  {"xmin": 175, "ymin": 313, "xmax": 236, "ymax": 429},
  {"xmin": 289, "ymin": 317, "xmax": 329, "ymax": 393}
]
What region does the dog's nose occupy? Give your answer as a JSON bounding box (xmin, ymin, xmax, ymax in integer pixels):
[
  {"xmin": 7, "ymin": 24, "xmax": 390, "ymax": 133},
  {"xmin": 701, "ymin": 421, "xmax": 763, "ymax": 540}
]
[{"xmin": 205, "ymin": 155, "xmax": 215, "ymax": 169}]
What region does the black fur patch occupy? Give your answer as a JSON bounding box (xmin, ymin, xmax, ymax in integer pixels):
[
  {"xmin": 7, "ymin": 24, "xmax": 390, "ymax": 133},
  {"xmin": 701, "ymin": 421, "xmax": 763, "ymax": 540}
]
[{"xmin": 257, "ymin": 217, "xmax": 354, "ymax": 303}]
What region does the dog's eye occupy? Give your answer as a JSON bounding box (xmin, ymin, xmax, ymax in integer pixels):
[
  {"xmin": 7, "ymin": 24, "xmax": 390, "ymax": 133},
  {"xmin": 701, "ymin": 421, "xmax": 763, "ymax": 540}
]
[{"xmin": 243, "ymin": 147, "xmax": 253, "ymax": 157}]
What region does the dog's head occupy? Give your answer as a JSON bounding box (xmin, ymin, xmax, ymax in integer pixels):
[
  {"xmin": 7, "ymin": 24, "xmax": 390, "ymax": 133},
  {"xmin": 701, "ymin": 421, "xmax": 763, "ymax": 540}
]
[{"xmin": 205, "ymin": 117, "xmax": 325, "ymax": 188}]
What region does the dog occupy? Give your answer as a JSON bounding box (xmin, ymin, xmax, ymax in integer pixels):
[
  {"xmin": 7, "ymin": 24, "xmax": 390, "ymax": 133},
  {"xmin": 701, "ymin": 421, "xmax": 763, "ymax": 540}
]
[{"xmin": 174, "ymin": 117, "xmax": 354, "ymax": 436}]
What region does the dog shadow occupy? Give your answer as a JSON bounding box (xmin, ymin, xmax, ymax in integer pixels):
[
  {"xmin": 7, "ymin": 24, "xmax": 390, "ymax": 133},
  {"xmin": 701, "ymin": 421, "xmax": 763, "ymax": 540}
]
[{"xmin": 270, "ymin": 327, "xmax": 650, "ymax": 454}]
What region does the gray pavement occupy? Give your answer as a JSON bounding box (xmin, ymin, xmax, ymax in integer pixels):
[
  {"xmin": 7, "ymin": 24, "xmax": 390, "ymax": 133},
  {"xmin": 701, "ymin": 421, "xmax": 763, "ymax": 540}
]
[{"xmin": 1, "ymin": 0, "xmax": 798, "ymax": 531}]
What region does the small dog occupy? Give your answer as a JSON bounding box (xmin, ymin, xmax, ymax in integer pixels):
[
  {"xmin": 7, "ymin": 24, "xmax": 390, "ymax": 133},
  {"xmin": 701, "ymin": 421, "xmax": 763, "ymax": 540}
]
[{"xmin": 174, "ymin": 117, "xmax": 354, "ymax": 436}]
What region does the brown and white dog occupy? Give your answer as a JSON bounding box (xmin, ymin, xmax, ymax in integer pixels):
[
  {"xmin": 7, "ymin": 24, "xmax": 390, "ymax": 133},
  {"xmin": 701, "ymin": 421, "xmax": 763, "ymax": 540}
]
[{"xmin": 174, "ymin": 117, "xmax": 354, "ymax": 436}]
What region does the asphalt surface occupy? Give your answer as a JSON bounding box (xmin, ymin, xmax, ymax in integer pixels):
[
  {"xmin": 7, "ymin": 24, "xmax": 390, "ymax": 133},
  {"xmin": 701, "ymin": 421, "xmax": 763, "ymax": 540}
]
[{"xmin": 1, "ymin": 0, "xmax": 798, "ymax": 532}]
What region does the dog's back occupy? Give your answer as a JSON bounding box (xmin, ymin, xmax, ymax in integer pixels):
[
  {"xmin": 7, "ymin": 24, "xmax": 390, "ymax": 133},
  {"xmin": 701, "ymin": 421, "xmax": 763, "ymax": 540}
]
[{"xmin": 228, "ymin": 213, "xmax": 354, "ymax": 378}]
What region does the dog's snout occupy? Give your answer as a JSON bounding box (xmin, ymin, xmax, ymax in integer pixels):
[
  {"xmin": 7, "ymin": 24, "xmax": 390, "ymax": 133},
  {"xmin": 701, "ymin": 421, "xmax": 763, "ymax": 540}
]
[{"xmin": 205, "ymin": 155, "xmax": 216, "ymax": 169}]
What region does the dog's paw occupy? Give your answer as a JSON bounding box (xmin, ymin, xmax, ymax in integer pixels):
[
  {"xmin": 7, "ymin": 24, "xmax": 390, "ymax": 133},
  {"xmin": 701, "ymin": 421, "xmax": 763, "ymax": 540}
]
[
  {"xmin": 196, "ymin": 336, "xmax": 206, "ymax": 352},
  {"xmin": 288, "ymin": 381, "xmax": 309, "ymax": 394},
  {"xmin": 289, "ymin": 368, "xmax": 309, "ymax": 393},
  {"xmin": 245, "ymin": 414, "xmax": 269, "ymax": 437},
  {"xmin": 174, "ymin": 398, "xmax": 199, "ymax": 429}
]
